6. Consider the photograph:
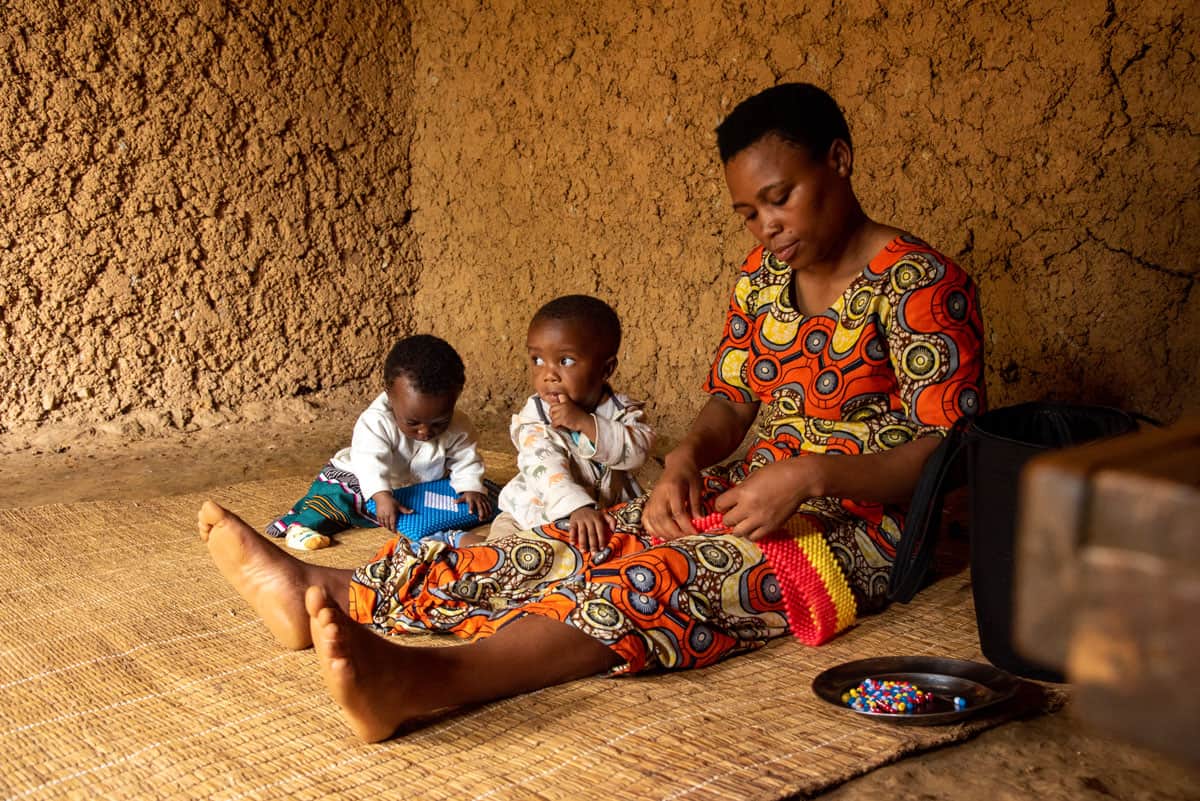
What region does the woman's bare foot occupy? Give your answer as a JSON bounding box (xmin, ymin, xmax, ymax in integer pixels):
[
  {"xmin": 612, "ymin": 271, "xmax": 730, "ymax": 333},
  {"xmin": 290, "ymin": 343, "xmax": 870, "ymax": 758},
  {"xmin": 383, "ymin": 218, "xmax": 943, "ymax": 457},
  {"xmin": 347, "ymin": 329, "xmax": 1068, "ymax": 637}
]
[
  {"xmin": 198, "ymin": 500, "xmax": 317, "ymax": 650},
  {"xmin": 306, "ymin": 586, "xmax": 440, "ymax": 742}
]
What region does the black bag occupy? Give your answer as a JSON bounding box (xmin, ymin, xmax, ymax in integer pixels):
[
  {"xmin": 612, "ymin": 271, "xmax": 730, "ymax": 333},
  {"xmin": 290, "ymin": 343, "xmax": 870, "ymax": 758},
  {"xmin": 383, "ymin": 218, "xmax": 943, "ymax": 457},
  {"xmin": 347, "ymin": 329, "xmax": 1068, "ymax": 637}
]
[{"xmin": 888, "ymin": 402, "xmax": 1146, "ymax": 681}]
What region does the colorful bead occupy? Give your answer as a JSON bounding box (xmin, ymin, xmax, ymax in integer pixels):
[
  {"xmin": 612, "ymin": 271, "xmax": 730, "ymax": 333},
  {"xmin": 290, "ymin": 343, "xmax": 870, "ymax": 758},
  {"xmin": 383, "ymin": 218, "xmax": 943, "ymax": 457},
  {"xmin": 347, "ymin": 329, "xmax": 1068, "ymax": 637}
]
[
  {"xmin": 646, "ymin": 512, "xmax": 725, "ymax": 546},
  {"xmin": 690, "ymin": 512, "xmax": 727, "ymax": 533},
  {"xmin": 843, "ymin": 678, "xmax": 935, "ymax": 715}
]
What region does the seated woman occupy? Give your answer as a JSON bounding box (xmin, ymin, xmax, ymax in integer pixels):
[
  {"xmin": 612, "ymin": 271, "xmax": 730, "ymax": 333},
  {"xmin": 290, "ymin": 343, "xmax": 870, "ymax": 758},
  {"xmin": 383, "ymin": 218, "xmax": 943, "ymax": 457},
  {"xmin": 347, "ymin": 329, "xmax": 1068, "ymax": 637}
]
[{"xmin": 198, "ymin": 82, "xmax": 984, "ymax": 742}]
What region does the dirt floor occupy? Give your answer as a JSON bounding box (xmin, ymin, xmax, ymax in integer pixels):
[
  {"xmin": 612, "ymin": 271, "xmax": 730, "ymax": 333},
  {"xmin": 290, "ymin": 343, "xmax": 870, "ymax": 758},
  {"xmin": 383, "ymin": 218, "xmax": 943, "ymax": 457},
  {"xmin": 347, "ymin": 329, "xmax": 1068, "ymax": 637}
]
[{"xmin": 1, "ymin": 414, "xmax": 1196, "ymax": 801}]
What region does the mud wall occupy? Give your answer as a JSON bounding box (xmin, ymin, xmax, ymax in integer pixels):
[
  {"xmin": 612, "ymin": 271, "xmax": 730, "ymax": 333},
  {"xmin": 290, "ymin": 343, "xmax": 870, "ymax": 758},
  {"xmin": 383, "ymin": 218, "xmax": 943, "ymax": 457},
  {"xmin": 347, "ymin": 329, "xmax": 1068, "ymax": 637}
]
[
  {"xmin": 0, "ymin": 0, "xmax": 415, "ymax": 441},
  {"xmin": 1, "ymin": 0, "xmax": 1196, "ymax": 449},
  {"xmin": 408, "ymin": 0, "xmax": 1198, "ymax": 439}
]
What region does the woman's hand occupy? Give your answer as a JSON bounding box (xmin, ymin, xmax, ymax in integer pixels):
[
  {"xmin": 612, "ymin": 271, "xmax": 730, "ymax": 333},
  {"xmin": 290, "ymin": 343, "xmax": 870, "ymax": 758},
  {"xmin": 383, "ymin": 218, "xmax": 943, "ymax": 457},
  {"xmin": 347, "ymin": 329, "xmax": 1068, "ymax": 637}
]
[
  {"xmin": 713, "ymin": 459, "xmax": 822, "ymax": 541},
  {"xmin": 569, "ymin": 505, "xmax": 611, "ymax": 552},
  {"xmin": 643, "ymin": 396, "xmax": 760, "ymax": 541},
  {"xmin": 644, "ymin": 453, "xmax": 703, "ymax": 541}
]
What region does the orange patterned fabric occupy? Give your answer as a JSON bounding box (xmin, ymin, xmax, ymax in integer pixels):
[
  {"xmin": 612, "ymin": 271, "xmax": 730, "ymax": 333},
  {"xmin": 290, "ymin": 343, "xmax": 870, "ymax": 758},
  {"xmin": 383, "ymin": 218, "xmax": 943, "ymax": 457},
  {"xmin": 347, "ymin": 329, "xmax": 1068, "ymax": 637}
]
[
  {"xmin": 695, "ymin": 474, "xmax": 859, "ymax": 645},
  {"xmin": 349, "ymin": 520, "xmax": 788, "ymax": 674},
  {"xmin": 703, "ymin": 236, "xmax": 985, "ymax": 635},
  {"xmin": 347, "ymin": 235, "xmax": 983, "ymax": 663}
]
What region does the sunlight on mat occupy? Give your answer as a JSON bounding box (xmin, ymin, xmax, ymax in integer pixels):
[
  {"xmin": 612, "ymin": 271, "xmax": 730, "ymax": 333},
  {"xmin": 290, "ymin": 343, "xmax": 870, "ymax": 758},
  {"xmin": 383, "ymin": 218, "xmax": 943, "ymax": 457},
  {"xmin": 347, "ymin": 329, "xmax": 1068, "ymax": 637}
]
[{"xmin": 0, "ymin": 470, "xmax": 1044, "ymax": 801}]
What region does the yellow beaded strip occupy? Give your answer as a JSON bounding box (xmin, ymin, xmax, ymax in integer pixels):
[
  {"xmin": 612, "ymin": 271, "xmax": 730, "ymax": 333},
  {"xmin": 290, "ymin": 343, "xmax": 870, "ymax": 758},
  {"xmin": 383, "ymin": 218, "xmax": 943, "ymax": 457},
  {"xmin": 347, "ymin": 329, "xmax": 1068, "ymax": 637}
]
[
  {"xmin": 794, "ymin": 531, "xmax": 857, "ymax": 633},
  {"xmin": 761, "ymin": 515, "xmax": 858, "ymax": 644}
]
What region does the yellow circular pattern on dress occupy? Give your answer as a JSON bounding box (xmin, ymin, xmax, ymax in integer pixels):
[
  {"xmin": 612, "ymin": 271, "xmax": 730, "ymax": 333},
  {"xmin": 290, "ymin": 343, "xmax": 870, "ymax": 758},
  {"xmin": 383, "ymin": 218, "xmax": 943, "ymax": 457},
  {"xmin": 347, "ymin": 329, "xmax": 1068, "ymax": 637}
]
[
  {"xmin": 756, "ymin": 282, "xmax": 784, "ymax": 312},
  {"xmin": 890, "ymin": 257, "xmax": 928, "ymax": 292},
  {"xmin": 696, "ymin": 541, "xmax": 734, "ymax": 572},
  {"xmin": 875, "ymin": 425, "xmax": 914, "ymax": 448},
  {"xmin": 511, "ymin": 543, "xmax": 546, "ymax": 576},
  {"xmin": 762, "ymin": 313, "xmax": 799, "ymax": 348},
  {"xmin": 764, "ymin": 252, "xmax": 791, "ymax": 276},
  {"xmin": 901, "ymin": 341, "xmax": 941, "ymax": 379},
  {"xmin": 846, "ymin": 286, "xmax": 874, "ymax": 320},
  {"xmin": 581, "ymin": 598, "xmax": 624, "ymax": 631},
  {"xmin": 719, "ymin": 349, "xmax": 749, "ymax": 390}
]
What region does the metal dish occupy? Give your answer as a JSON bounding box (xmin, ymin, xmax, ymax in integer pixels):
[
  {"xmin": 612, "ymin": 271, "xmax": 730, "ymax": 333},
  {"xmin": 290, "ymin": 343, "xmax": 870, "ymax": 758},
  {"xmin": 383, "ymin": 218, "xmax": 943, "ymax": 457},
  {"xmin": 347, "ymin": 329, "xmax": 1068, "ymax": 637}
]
[{"xmin": 811, "ymin": 656, "xmax": 1021, "ymax": 726}]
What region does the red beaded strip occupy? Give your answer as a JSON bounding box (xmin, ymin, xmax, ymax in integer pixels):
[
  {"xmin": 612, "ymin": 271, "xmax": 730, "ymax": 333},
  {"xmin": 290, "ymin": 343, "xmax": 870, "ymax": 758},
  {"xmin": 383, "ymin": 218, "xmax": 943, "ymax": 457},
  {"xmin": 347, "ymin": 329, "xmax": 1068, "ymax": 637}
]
[
  {"xmin": 647, "ymin": 512, "xmax": 729, "ymax": 545},
  {"xmin": 758, "ymin": 517, "xmax": 857, "ymax": 645},
  {"xmin": 691, "ymin": 512, "xmax": 727, "ymax": 533},
  {"xmin": 645, "ymin": 510, "xmax": 858, "ymax": 646}
]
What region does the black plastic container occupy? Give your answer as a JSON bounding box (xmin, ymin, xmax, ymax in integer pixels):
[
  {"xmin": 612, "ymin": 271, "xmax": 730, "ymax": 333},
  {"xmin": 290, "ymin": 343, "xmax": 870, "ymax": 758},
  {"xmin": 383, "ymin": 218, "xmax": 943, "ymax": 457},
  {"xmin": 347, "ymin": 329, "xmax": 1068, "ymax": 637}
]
[{"xmin": 965, "ymin": 403, "xmax": 1140, "ymax": 682}]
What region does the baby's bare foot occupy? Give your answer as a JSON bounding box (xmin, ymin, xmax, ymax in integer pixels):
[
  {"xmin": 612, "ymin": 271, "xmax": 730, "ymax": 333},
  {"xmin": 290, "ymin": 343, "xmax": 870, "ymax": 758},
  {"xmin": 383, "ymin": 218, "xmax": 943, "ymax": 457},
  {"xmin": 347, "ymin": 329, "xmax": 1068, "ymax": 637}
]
[
  {"xmin": 307, "ymin": 586, "xmax": 439, "ymax": 742},
  {"xmin": 199, "ymin": 501, "xmax": 313, "ymax": 650}
]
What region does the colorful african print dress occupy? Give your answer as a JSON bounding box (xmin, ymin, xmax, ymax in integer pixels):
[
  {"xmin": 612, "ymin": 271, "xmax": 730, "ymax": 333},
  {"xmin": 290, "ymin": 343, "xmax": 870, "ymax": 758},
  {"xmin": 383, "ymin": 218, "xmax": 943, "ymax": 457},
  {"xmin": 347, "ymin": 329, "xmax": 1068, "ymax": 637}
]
[
  {"xmin": 702, "ymin": 235, "xmax": 984, "ymax": 641},
  {"xmin": 346, "ymin": 235, "xmax": 984, "ymax": 672}
]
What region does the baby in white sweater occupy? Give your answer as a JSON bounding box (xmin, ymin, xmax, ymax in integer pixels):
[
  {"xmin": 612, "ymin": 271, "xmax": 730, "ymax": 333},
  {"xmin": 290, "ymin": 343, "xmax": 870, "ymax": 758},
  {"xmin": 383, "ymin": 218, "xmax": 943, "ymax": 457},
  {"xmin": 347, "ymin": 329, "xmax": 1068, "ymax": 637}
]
[{"xmin": 266, "ymin": 335, "xmax": 491, "ymax": 549}]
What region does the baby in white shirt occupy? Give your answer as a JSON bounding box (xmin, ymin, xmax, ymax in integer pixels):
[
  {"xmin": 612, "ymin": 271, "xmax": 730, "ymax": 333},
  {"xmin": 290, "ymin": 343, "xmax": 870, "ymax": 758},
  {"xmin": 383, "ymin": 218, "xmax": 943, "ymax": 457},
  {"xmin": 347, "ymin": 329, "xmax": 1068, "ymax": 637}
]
[{"xmin": 266, "ymin": 335, "xmax": 491, "ymax": 549}]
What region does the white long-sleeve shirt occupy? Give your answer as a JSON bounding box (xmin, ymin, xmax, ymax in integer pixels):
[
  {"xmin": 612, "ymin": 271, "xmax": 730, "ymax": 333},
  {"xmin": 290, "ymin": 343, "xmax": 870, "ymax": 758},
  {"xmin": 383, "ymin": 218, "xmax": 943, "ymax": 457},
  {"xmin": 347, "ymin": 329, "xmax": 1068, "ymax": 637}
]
[
  {"xmin": 497, "ymin": 389, "xmax": 655, "ymax": 528},
  {"xmin": 329, "ymin": 391, "xmax": 487, "ymax": 500}
]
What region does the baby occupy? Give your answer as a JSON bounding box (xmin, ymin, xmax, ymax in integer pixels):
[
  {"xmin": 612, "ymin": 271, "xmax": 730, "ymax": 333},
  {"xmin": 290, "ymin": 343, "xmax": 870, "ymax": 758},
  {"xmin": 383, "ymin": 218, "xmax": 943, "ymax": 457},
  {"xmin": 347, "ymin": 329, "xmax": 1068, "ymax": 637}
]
[
  {"xmin": 489, "ymin": 294, "xmax": 655, "ymax": 551},
  {"xmin": 267, "ymin": 334, "xmax": 491, "ymax": 549}
]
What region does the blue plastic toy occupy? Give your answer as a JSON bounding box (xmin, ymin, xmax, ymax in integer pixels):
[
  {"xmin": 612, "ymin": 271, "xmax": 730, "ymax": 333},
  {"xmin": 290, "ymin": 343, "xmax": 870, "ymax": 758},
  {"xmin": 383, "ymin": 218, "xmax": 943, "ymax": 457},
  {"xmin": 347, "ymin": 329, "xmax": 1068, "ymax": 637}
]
[{"xmin": 364, "ymin": 478, "xmax": 501, "ymax": 542}]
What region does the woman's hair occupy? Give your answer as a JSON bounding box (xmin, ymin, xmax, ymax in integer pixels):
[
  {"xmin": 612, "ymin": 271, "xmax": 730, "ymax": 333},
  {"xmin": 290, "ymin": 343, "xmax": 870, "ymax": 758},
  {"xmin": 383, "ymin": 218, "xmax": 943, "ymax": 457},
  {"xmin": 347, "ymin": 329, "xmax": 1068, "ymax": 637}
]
[
  {"xmin": 716, "ymin": 83, "xmax": 851, "ymax": 163},
  {"xmin": 383, "ymin": 334, "xmax": 465, "ymax": 396},
  {"xmin": 531, "ymin": 294, "xmax": 622, "ymax": 358}
]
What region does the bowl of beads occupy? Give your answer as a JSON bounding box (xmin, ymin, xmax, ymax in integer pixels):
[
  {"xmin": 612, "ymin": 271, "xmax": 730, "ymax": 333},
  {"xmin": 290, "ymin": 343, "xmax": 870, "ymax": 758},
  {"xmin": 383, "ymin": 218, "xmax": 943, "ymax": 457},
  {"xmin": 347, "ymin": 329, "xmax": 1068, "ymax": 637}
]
[{"xmin": 811, "ymin": 656, "xmax": 1021, "ymax": 725}]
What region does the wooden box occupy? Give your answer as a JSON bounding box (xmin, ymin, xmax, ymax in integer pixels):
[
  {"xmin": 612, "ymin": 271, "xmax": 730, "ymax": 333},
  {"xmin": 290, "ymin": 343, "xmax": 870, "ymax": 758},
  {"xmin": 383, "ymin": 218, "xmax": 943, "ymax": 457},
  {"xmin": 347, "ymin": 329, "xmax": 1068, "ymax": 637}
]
[{"xmin": 1014, "ymin": 419, "xmax": 1200, "ymax": 765}]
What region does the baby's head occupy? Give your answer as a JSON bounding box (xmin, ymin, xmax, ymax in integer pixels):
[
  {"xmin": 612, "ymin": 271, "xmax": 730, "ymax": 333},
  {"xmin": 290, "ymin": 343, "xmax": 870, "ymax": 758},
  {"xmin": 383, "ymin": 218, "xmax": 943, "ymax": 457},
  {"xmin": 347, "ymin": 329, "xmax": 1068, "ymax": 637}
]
[
  {"xmin": 526, "ymin": 295, "xmax": 621, "ymax": 412},
  {"xmin": 382, "ymin": 334, "xmax": 465, "ymax": 441}
]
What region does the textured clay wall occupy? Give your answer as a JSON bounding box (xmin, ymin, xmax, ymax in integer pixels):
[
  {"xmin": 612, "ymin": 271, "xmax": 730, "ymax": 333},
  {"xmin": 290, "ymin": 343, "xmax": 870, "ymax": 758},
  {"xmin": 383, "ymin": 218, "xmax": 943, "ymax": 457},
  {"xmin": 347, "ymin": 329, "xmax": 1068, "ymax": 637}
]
[
  {"xmin": 3, "ymin": 0, "xmax": 1196, "ymax": 450},
  {"xmin": 408, "ymin": 0, "xmax": 1198, "ymax": 440},
  {"xmin": 1, "ymin": 0, "xmax": 414, "ymax": 442}
]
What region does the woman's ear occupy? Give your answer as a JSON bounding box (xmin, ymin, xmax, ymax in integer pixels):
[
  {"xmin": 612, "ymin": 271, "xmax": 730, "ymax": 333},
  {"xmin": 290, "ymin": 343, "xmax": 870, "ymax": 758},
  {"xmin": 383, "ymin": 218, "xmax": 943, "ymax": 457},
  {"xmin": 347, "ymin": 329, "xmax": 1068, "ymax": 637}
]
[
  {"xmin": 604, "ymin": 356, "xmax": 618, "ymax": 380},
  {"xmin": 828, "ymin": 138, "xmax": 853, "ymax": 179}
]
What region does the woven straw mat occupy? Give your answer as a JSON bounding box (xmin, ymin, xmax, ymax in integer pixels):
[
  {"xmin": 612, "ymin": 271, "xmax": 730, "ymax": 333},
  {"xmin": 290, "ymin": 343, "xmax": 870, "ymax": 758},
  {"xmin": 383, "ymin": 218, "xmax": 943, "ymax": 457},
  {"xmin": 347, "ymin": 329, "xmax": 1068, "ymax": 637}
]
[{"xmin": 0, "ymin": 456, "xmax": 1052, "ymax": 800}]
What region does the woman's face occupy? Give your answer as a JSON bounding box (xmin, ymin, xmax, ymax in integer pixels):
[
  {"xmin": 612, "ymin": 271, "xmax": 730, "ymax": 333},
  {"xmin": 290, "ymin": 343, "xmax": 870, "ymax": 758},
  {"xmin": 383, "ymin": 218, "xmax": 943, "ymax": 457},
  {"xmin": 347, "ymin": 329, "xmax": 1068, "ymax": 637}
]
[{"xmin": 723, "ymin": 134, "xmax": 851, "ymax": 269}]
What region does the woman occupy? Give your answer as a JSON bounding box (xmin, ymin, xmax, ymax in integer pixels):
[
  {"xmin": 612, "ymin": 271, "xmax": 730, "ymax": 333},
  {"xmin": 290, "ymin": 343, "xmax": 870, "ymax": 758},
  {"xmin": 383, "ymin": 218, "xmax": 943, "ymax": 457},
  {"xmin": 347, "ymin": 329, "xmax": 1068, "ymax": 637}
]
[
  {"xmin": 199, "ymin": 83, "xmax": 984, "ymax": 742},
  {"xmin": 644, "ymin": 83, "xmax": 985, "ymax": 639}
]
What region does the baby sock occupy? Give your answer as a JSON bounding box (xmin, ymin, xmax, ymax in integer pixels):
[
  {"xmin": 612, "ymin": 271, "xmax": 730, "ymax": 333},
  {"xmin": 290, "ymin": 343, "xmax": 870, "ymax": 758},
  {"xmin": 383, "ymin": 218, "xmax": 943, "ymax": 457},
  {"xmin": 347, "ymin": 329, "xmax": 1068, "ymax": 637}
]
[{"xmin": 285, "ymin": 523, "xmax": 331, "ymax": 551}]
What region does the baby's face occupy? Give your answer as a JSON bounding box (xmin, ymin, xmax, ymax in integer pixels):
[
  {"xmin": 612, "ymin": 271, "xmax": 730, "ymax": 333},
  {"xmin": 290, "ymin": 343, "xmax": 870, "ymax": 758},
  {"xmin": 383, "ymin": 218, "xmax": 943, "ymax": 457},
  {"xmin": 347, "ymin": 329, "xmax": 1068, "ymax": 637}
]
[
  {"xmin": 387, "ymin": 376, "xmax": 457, "ymax": 441},
  {"xmin": 526, "ymin": 318, "xmax": 615, "ymax": 412}
]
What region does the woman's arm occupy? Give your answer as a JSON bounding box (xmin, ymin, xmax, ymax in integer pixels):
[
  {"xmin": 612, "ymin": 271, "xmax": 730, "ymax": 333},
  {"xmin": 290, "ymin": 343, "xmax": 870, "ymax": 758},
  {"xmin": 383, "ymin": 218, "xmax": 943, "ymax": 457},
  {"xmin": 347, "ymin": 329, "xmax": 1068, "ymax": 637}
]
[
  {"xmin": 643, "ymin": 396, "xmax": 760, "ymax": 539},
  {"xmin": 818, "ymin": 435, "xmax": 941, "ymax": 504},
  {"xmin": 715, "ymin": 435, "xmax": 941, "ymax": 541},
  {"xmin": 670, "ymin": 396, "xmax": 761, "ymax": 470}
]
